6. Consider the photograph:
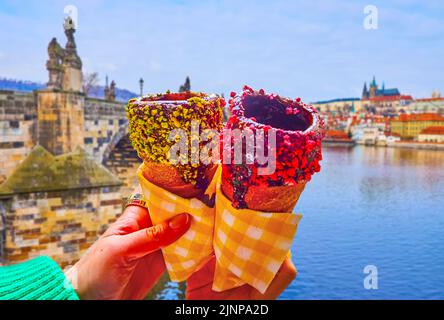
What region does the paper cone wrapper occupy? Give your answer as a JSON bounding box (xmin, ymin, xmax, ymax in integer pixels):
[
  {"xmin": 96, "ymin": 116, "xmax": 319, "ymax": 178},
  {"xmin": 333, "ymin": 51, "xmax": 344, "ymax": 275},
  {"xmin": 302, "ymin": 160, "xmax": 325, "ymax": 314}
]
[
  {"xmin": 212, "ymin": 169, "xmax": 302, "ymax": 294},
  {"xmin": 137, "ymin": 163, "xmax": 215, "ymax": 281}
]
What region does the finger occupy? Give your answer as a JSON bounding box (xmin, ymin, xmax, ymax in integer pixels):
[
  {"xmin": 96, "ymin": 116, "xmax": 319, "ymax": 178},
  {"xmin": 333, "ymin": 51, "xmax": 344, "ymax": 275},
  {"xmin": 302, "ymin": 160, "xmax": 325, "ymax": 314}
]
[
  {"xmin": 103, "ymin": 205, "xmax": 152, "ymax": 237},
  {"xmin": 118, "ymin": 186, "xmax": 151, "ymax": 228},
  {"xmin": 122, "ymin": 204, "xmax": 152, "ymax": 229},
  {"xmin": 123, "ymin": 213, "xmax": 191, "ymax": 260},
  {"xmin": 253, "ymin": 258, "xmax": 297, "ymax": 300}
]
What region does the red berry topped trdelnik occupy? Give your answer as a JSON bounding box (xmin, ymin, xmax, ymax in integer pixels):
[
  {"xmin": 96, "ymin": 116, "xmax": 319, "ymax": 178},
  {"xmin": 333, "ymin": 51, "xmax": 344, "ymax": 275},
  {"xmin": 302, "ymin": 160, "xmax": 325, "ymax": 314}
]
[{"xmin": 221, "ymin": 86, "xmax": 325, "ymax": 210}]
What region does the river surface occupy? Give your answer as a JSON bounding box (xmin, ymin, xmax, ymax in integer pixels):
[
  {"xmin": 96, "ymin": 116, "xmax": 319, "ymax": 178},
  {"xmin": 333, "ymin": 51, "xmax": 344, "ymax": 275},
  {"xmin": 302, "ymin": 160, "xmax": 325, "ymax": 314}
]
[{"xmin": 157, "ymin": 146, "xmax": 444, "ymax": 299}]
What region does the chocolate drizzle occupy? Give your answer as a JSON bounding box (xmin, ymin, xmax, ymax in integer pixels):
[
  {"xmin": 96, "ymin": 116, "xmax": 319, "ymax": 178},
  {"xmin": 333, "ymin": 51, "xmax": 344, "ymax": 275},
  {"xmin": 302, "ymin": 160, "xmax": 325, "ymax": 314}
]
[{"xmin": 230, "ymin": 164, "xmax": 252, "ymax": 209}]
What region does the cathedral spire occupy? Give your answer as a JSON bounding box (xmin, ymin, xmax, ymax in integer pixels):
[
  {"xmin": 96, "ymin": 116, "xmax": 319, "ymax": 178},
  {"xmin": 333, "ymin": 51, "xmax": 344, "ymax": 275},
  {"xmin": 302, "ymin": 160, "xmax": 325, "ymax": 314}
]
[
  {"xmin": 362, "ymin": 82, "xmax": 369, "ymax": 99},
  {"xmin": 369, "ymin": 76, "xmax": 377, "ymax": 98}
]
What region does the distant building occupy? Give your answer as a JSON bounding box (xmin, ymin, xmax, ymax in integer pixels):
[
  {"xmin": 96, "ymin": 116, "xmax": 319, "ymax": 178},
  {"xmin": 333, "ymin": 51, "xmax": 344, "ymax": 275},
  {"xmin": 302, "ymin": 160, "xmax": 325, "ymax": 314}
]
[
  {"xmin": 312, "ymin": 98, "xmax": 362, "ymax": 114},
  {"xmin": 348, "ymin": 114, "xmax": 389, "ymax": 141},
  {"xmin": 313, "ymin": 76, "xmax": 413, "ymax": 117},
  {"xmin": 323, "ymin": 130, "xmax": 354, "ymax": 146},
  {"xmin": 431, "ymin": 90, "xmax": 442, "ymax": 98},
  {"xmin": 391, "ymin": 113, "xmax": 444, "ymax": 140},
  {"xmin": 406, "ymin": 97, "xmax": 444, "ymax": 114},
  {"xmin": 418, "ymin": 126, "xmax": 444, "ymax": 143},
  {"xmin": 362, "ymin": 76, "xmax": 400, "ymax": 100},
  {"xmin": 361, "ymin": 77, "xmax": 413, "ymax": 116},
  {"xmin": 325, "ymin": 130, "xmax": 350, "ymax": 140},
  {"xmin": 360, "ymin": 127, "xmax": 380, "ymax": 145}
]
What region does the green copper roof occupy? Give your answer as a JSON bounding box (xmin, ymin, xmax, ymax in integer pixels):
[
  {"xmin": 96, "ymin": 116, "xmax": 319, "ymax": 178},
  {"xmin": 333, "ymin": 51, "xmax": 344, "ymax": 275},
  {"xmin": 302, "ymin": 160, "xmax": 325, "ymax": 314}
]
[{"xmin": 0, "ymin": 145, "xmax": 122, "ymax": 196}]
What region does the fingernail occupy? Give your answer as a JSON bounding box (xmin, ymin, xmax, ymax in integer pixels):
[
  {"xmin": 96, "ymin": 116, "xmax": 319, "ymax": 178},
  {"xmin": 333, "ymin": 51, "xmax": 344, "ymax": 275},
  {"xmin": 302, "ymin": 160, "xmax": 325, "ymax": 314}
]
[{"xmin": 169, "ymin": 213, "xmax": 189, "ymax": 229}]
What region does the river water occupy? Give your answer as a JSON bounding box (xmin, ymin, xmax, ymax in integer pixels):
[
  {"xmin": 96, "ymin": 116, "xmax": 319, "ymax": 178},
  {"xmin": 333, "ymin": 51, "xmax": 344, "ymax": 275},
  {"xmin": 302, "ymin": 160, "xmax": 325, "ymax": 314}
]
[{"xmin": 158, "ymin": 146, "xmax": 444, "ymax": 299}]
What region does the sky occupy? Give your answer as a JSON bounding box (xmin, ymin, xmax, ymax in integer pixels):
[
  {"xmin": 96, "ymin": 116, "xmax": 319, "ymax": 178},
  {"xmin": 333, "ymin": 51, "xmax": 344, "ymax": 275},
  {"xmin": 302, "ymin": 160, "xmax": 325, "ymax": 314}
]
[{"xmin": 0, "ymin": 0, "xmax": 443, "ymax": 102}]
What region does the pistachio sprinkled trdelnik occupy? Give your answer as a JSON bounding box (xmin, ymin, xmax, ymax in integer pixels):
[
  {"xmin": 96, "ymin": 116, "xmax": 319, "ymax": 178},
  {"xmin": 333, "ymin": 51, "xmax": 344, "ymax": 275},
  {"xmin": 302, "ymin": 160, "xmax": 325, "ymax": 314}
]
[
  {"xmin": 126, "ymin": 91, "xmax": 224, "ymax": 200},
  {"xmin": 221, "ymin": 85, "xmax": 326, "ymax": 211}
]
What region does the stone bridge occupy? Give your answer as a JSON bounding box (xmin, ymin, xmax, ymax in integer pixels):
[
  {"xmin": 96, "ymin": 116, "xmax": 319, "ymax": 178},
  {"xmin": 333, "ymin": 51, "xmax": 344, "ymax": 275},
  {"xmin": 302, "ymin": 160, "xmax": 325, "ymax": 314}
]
[
  {"xmin": 0, "ymin": 23, "xmax": 144, "ymax": 267},
  {"xmin": 0, "ymin": 88, "xmax": 141, "ymax": 266},
  {"xmin": 82, "ymin": 97, "xmax": 140, "ymax": 190},
  {"xmin": 0, "ymin": 91, "xmax": 140, "ymax": 192}
]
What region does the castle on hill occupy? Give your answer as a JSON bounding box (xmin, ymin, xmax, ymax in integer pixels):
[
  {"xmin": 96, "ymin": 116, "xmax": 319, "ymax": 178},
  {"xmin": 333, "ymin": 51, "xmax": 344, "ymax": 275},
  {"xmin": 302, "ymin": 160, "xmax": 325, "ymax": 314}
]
[{"xmin": 361, "ymin": 76, "xmax": 400, "ymax": 100}]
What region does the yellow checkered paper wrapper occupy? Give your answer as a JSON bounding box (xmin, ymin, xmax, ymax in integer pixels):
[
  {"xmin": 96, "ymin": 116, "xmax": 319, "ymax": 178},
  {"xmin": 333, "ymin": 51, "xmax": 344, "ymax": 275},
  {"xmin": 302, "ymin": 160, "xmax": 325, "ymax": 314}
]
[
  {"xmin": 212, "ymin": 171, "xmax": 302, "ymax": 294},
  {"xmin": 137, "ymin": 163, "xmax": 215, "ymax": 282}
]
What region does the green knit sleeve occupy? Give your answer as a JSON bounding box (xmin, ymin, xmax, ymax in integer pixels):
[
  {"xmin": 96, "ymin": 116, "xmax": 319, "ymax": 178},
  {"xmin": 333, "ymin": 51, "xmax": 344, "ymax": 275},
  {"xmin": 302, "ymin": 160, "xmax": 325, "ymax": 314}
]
[{"xmin": 0, "ymin": 256, "xmax": 79, "ymax": 300}]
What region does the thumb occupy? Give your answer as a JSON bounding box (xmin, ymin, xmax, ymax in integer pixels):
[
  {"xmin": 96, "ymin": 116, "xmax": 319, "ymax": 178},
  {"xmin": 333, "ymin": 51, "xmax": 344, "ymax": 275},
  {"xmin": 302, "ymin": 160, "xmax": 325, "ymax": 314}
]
[{"xmin": 122, "ymin": 213, "xmax": 191, "ymax": 260}]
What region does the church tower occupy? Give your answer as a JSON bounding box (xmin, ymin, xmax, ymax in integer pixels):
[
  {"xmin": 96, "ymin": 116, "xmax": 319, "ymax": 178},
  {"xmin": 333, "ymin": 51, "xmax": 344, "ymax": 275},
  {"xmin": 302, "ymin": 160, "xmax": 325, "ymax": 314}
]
[{"xmin": 369, "ymin": 76, "xmax": 378, "ymax": 98}]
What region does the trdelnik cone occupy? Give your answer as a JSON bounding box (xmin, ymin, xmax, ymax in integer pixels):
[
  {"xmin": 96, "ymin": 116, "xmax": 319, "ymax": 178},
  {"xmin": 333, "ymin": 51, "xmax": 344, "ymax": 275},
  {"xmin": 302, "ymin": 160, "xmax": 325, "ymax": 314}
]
[
  {"xmin": 221, "ymin": 86, "xmax": 325, "ymax": 212},
  {"xmin": 212, "ymin": 86, "xmax": 325, "ymax": 293},
  {"xmin": 126, "ymin": 91, "xmax": 224, "ymax": 281}
]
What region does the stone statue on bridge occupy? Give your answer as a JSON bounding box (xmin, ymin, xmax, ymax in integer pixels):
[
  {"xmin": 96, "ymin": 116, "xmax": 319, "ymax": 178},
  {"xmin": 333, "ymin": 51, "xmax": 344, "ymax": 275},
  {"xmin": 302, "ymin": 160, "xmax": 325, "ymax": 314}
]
[
  {"xmin": 104, "ymin": 77, "xmax": 117, "ymax": 102},
  {"xmin": 46, "ymin": 20, "xmax": 83, "ymax": 92},
  {"xmin": 0, "ymin": 17, "xmax": 138, "ymax": 268},
  {"xmin": 46, "ymin": 38, "xmax": 65, "ymax": 90},
  {"xmin": 109, "ymin": 80, "xmax": 116, "ymax": 102},
  {"xmin": 63, "ymin": 20, "xmax": 82, "ymax": 70}
]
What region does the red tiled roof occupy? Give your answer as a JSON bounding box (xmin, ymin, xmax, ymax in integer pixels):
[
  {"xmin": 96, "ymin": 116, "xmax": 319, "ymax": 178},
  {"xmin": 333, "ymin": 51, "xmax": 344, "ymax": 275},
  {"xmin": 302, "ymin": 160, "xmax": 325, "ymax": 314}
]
[
  {"xmin": 420, "ymin": 126, "xmax": 444, "ymax": 135},
  {"xmin": 326, "ymin": 130, "xmax": 349, "ymax": 139},
  {"xmin": 415, "ymin": 97, "xmax": 444, "ymax": 102},
  {"xmin": 394, "ymin": 113, "xmax": 444, "ymax": 122},
  {"xmin": 350, "ymin": 117, "xmax": 360, "ymax": 126},
  {"xmin": 373, "ymin": 117, "xmax": 388, "ymax": 123}
]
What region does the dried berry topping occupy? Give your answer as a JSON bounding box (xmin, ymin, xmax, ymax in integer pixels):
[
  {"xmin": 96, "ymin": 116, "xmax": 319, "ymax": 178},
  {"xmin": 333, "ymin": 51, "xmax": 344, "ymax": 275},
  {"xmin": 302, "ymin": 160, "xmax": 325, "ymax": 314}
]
[{"xmin": 222, "ymin": 86, "xmax": 325, "ymax": 209}]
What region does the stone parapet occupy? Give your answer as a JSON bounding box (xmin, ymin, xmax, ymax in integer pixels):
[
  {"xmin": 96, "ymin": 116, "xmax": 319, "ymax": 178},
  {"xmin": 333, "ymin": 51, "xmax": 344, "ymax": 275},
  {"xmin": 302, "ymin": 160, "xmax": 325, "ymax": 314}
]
[
  {"xmin": 0, "ymin": 186, "xmax": 122, "ymax": 268},
  {"xmin": 0, "ymin": 91, "xmax": 37, "ymax": 184}
]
